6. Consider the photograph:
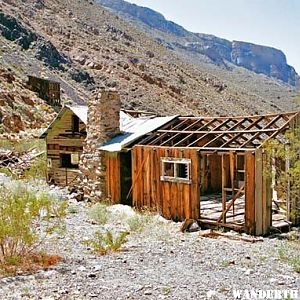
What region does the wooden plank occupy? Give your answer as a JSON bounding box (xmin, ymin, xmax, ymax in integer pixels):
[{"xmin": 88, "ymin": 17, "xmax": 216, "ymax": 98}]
[
  {"xmin": 217, "ymin": 184, "xmax": 245, "ymax": 223},
  {"xmin": 190, "ymin": 149, "xmax": 200, "ymax": 219},
  {"xmin": 262, "ymin": 152, "xmax": 272, "ymax": 234},
  {"xmin": 158, "ymin": 129, "xmax": 278, "ymax": 134},
  {"xmin": 221, "ymin": 154, "xmax": 229, "ymax": 223},
  {"xmin": 255, "ymin": 149, "xmax": 263, "ymax": 235},
  {"xmin": 245, "ymin": 152, "xmax": 256, "ymax": 235},
  {"xmin": 154, "ymin": 148, "xmax": 162, "ymax": 214},
  {"xmin": 210, "ymin": 154, "xmax": 222, "ymax": 192}
]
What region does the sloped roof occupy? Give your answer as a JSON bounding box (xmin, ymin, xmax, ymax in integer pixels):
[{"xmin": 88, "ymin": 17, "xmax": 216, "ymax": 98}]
[
  {"xmin": 137, "ymin": 111, "xmax": 300, "ymax": 151},
  {"xmin": 68, "ymin": 105, "xmax": 88, "ymax": 124},
  {"xmin": 40, "ymin": 105, "xmax": 87, "ymax": 138},
  {"xmin": 41, "ymin": 106, "xmax": 177, "ymax": 150},
  {"xmin": 98, "ymin": 113, "xmax": 177, "ymax": 152}
]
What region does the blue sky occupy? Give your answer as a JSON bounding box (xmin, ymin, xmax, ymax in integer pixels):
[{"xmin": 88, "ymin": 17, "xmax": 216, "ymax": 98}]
[{"xmin": 127, "ymin": 0, "xmax": 300, "ymax": 73}]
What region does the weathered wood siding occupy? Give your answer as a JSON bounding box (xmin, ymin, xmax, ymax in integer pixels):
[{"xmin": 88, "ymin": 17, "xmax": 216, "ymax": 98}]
[
  {"xmin": 245, "ymin": 150, "xmax": 272, "ymax": 236},
  {"xmin": 132, "ymin": 146, "xmax": 200, "ymax": 220},
  {"xmin": 105, "ymin": 152, "xmax": 121, "ymax": 204},
  {"xmin": 46, "ymin": 109, "xmax": 86, "ymax": 186},
  {"xmin": 254, "ymin": 149, "xmax": 272, "ymax": 235},
  {"xmin": 245, "ymin": 152, "xmax": 256, "ymax": 235}
]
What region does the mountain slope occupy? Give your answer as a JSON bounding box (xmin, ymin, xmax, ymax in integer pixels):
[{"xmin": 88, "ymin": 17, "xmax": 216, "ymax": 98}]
[
  {"xmin": 0, "ymin": 0, "xmax": 298, "ymax": 135},
  {"xmin": 97, "ymin": 0, "xmax": 299, "ymax": 87}
]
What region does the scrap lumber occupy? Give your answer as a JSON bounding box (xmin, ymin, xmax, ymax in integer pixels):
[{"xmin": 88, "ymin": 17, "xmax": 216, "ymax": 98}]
[
  {"xmin": 199, "ymin": 229, "xmax": 263, "ymax": 243},
  {"xmin": 0, "ymin": 148, "xmax": 45, "ymax": 177}
]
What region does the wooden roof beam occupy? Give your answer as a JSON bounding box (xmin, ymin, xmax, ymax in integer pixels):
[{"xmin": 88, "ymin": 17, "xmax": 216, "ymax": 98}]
[
  {"xmin": 145, "ymin": 118, "xmax": 189, "ymax": 145},
  {"xmin": 185, "ymin": 119, "xmax": 236, "ymax": 147},
  {"xmin": 177, "ymin": 111, "xmax": 298, "ymax": 121},
  {"xmin": 160, "ymin": 118, "xmax": 218, "ymax": 147},
  {"xmin": 157, "ymin": 128, "xmax": 278, "ymax": 134},
  {"xmin": 239, "ymin": 115, "xmax": 285, "ymax": 148},
  {"xmin": 219, "ymin": 116, "xmax": 268, "ymax": 148}
]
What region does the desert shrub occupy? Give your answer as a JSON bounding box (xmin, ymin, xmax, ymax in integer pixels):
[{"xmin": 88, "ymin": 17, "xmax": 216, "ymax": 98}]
[
  {"xmin": 127, "ymin": 212, "xmax": 152, "ymax": 233},
  {"xmin": 68, "ymin": 205, "xmax": 79, "ymax": 214},
  {"xmin": 23, "ymin": 153, "xmax": 47, "ymax": 180},
  {"xmin": 0, "ymin": 167, "xmax": 13, "ymax": 177},
  {"xmin": 83, "ymin": 231, "xmax": 129, "ymax": 255},
  {"xmin": 88, "ymin": 202, "xmax": 109, "ymax": 224},
  {"xmin": 264, "ymin": 129, "xmax": 300, "ymax": 220},
  {"xmin": 0, "ymin": 182, "xmax": 67, "ymax": 273},
  {"xmin": 0, "ymin": 138, "xmax": 45, "ymax": 153}
]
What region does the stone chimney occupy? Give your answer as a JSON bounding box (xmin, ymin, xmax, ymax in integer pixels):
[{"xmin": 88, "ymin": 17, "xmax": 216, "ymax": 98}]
[{"xmin": 79, "ymin": 90, "xmax": 121, "ymax": 201}]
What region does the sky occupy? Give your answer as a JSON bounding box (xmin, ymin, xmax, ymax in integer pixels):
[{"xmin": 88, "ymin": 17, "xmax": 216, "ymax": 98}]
[{"xmin": 127, "ymin": 0, "xmax": 300, "ymax": 73}]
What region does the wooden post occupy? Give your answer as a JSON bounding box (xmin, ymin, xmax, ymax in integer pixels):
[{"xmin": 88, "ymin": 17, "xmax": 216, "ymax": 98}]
[
  {"xmin": 245, "ymin": 152, "xmax": 255, "ymax": 235},
  {"xmin": 229, "ymin": 152, "xmax": 235, "ymax": 216},
  {"xmin": 221, "ymin": 154, "xmax": 227, "ymax": 224}
]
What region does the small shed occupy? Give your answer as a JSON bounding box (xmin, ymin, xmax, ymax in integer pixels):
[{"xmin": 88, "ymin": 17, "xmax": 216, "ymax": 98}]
[
  {"xmin": 27, "ymin": 76, "xmax": 61, "ymax": 108},
  {"xmin": 131, "ymin": 111, "xmax": 300, "ymax": 235},
  {"xmin": 40, "ymin": 105, "xmax": 87, "ymax": 186}
]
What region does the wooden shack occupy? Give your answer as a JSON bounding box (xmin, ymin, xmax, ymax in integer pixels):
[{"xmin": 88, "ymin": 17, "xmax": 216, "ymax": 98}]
[
  {"xmin": 28, "ymin": 76, "xmax": 61, "ymax": 108},
  {"xmin": 130, "ymin": 111, "xmax": 300, "ymax": 235},
  {"xmin": 40, "ymin": 106, "xmax": 87, "ymax": 185},
  {"xmin": 41, "ymin": 105, "xmax": 175, "ymax": 197},
  {"xmin": 43, "ymin": 103, "xmax": 300, "ymax": 236}
]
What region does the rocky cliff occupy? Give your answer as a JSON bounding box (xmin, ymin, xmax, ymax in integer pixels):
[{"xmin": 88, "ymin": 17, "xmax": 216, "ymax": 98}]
[
  {"xmin": 97, "ymin": 0, "xmax": 299, "ymax": 86},
  {"xmin": 0, "ymin": 0, "xmax": 298, "ymax": 134}
]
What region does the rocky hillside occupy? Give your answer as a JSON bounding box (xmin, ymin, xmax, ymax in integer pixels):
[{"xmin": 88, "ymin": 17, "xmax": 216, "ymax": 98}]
[
  {"xmin": 98, "ymin": 0, "xmax": 299, "ymax": 87},
  {"xmin": 0, "ymin": 0, "xmax": 298, "ymax": 133},
  {"xmin": 0, "ymin": 61, "xmax": 56, "ymax": 133}
]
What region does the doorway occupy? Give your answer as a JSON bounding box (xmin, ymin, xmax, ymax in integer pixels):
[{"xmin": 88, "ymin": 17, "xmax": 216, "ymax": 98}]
[
  {"xmin": 120, "ymin": 152, "xmax": 132, "ymax": 206},
  {"xmin": 199, "ymin": 152, "xmax": 246, "ymax": 231}
]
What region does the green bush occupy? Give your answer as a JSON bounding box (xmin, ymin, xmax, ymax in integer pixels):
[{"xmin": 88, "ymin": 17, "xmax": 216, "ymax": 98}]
[
  {"xmin": 88, "ymin": 203, "xmax": 109, "ymax": 225},
  {"xmin": 264, "ymin": 129, "xmax": 300, "ymax": 220},
  {"xmin": 23, "ymin": 154, "xmax": 47, "ymax": 180},
  {"xmin": 0, "ymin": 182, "xmax": 67, "ymax": 266},
  {"xmin": 0, "ymin": 138, "xmax": 45, "ymax": 153},
  {"xmin": 127, "ymin": 212, "xmax": 152, "ymax": 233},
  {"xmin": 83, "ymin": 231, "xmax": 129, "ymax": 255}
]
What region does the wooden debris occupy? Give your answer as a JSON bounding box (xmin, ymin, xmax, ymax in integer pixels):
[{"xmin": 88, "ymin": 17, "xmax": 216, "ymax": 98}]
[
  {"xmin": 199, "ymin": 229, "xmax": 263, "ymax": 243},
  {"xmin": 0, "ymin": 148, "xmax": 45, "ymax": 177},
  {"xmin": 180, "ymin": 219, "xmax": 201, "ymax": 232}
]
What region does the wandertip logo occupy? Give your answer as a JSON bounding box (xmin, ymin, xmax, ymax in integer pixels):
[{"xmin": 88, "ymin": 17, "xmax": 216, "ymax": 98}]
[
  {"xmin": 232, "ymin": 289, "xmax": 300, "ymax": 299},
  {"xmin": 206, "ymin": 289, "xmax": 300, "ymax": 299}
]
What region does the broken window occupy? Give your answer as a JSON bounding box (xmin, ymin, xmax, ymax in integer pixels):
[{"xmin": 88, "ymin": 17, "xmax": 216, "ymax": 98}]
[
  {"xmin": 60, "ymin": 153, "xmax": 79, "ymax": 169},
  {"xmin": 161, "ymin": 158, "xmax": 191, "ymax": 183}
]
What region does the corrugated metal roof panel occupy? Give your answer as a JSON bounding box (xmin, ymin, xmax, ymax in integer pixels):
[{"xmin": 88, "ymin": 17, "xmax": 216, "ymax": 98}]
[
  {"xmin": 98, "ymin": 115, "xmax": 177, "ymax": 152},
  {"xmin": 68, "ymin": 105, "xmax": 88, "ymax": 124}
]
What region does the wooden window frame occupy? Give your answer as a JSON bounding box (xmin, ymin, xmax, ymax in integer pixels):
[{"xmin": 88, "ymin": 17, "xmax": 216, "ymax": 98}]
[
  {"xmin": 160, "ymin": 157, "xmax": 191, "ymax": 184},
  {"xmin": 60, "ymin": 152, "xmax": 79, "ymax": 169}
]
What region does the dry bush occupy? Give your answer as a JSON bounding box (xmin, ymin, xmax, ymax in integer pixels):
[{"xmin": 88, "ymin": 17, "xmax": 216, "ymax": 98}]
[{"xmin": 0, "ymin": 181, "xmax": 67, "ymax": 276}]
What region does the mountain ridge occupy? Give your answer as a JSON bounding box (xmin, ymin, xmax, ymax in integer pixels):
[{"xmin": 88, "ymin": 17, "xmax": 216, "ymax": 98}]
[
  {"xmin": 97, "ymin": 0, "xmax": 299, "ymax": 86},
  {"xmin": 0, "ymin": 0, "xmax": 298, "ymax": 133}
]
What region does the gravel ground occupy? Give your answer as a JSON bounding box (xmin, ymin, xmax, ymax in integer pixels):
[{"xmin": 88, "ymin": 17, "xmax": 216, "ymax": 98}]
[{"xmin": 0, "ymin": 179, "xmax": 299, "ymax": 300}]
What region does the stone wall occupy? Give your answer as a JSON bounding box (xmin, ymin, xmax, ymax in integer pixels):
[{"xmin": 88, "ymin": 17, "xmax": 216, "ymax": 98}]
[{"xmin": 79, "ymin": 90, "xmax": 121, "ymax": 200}]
